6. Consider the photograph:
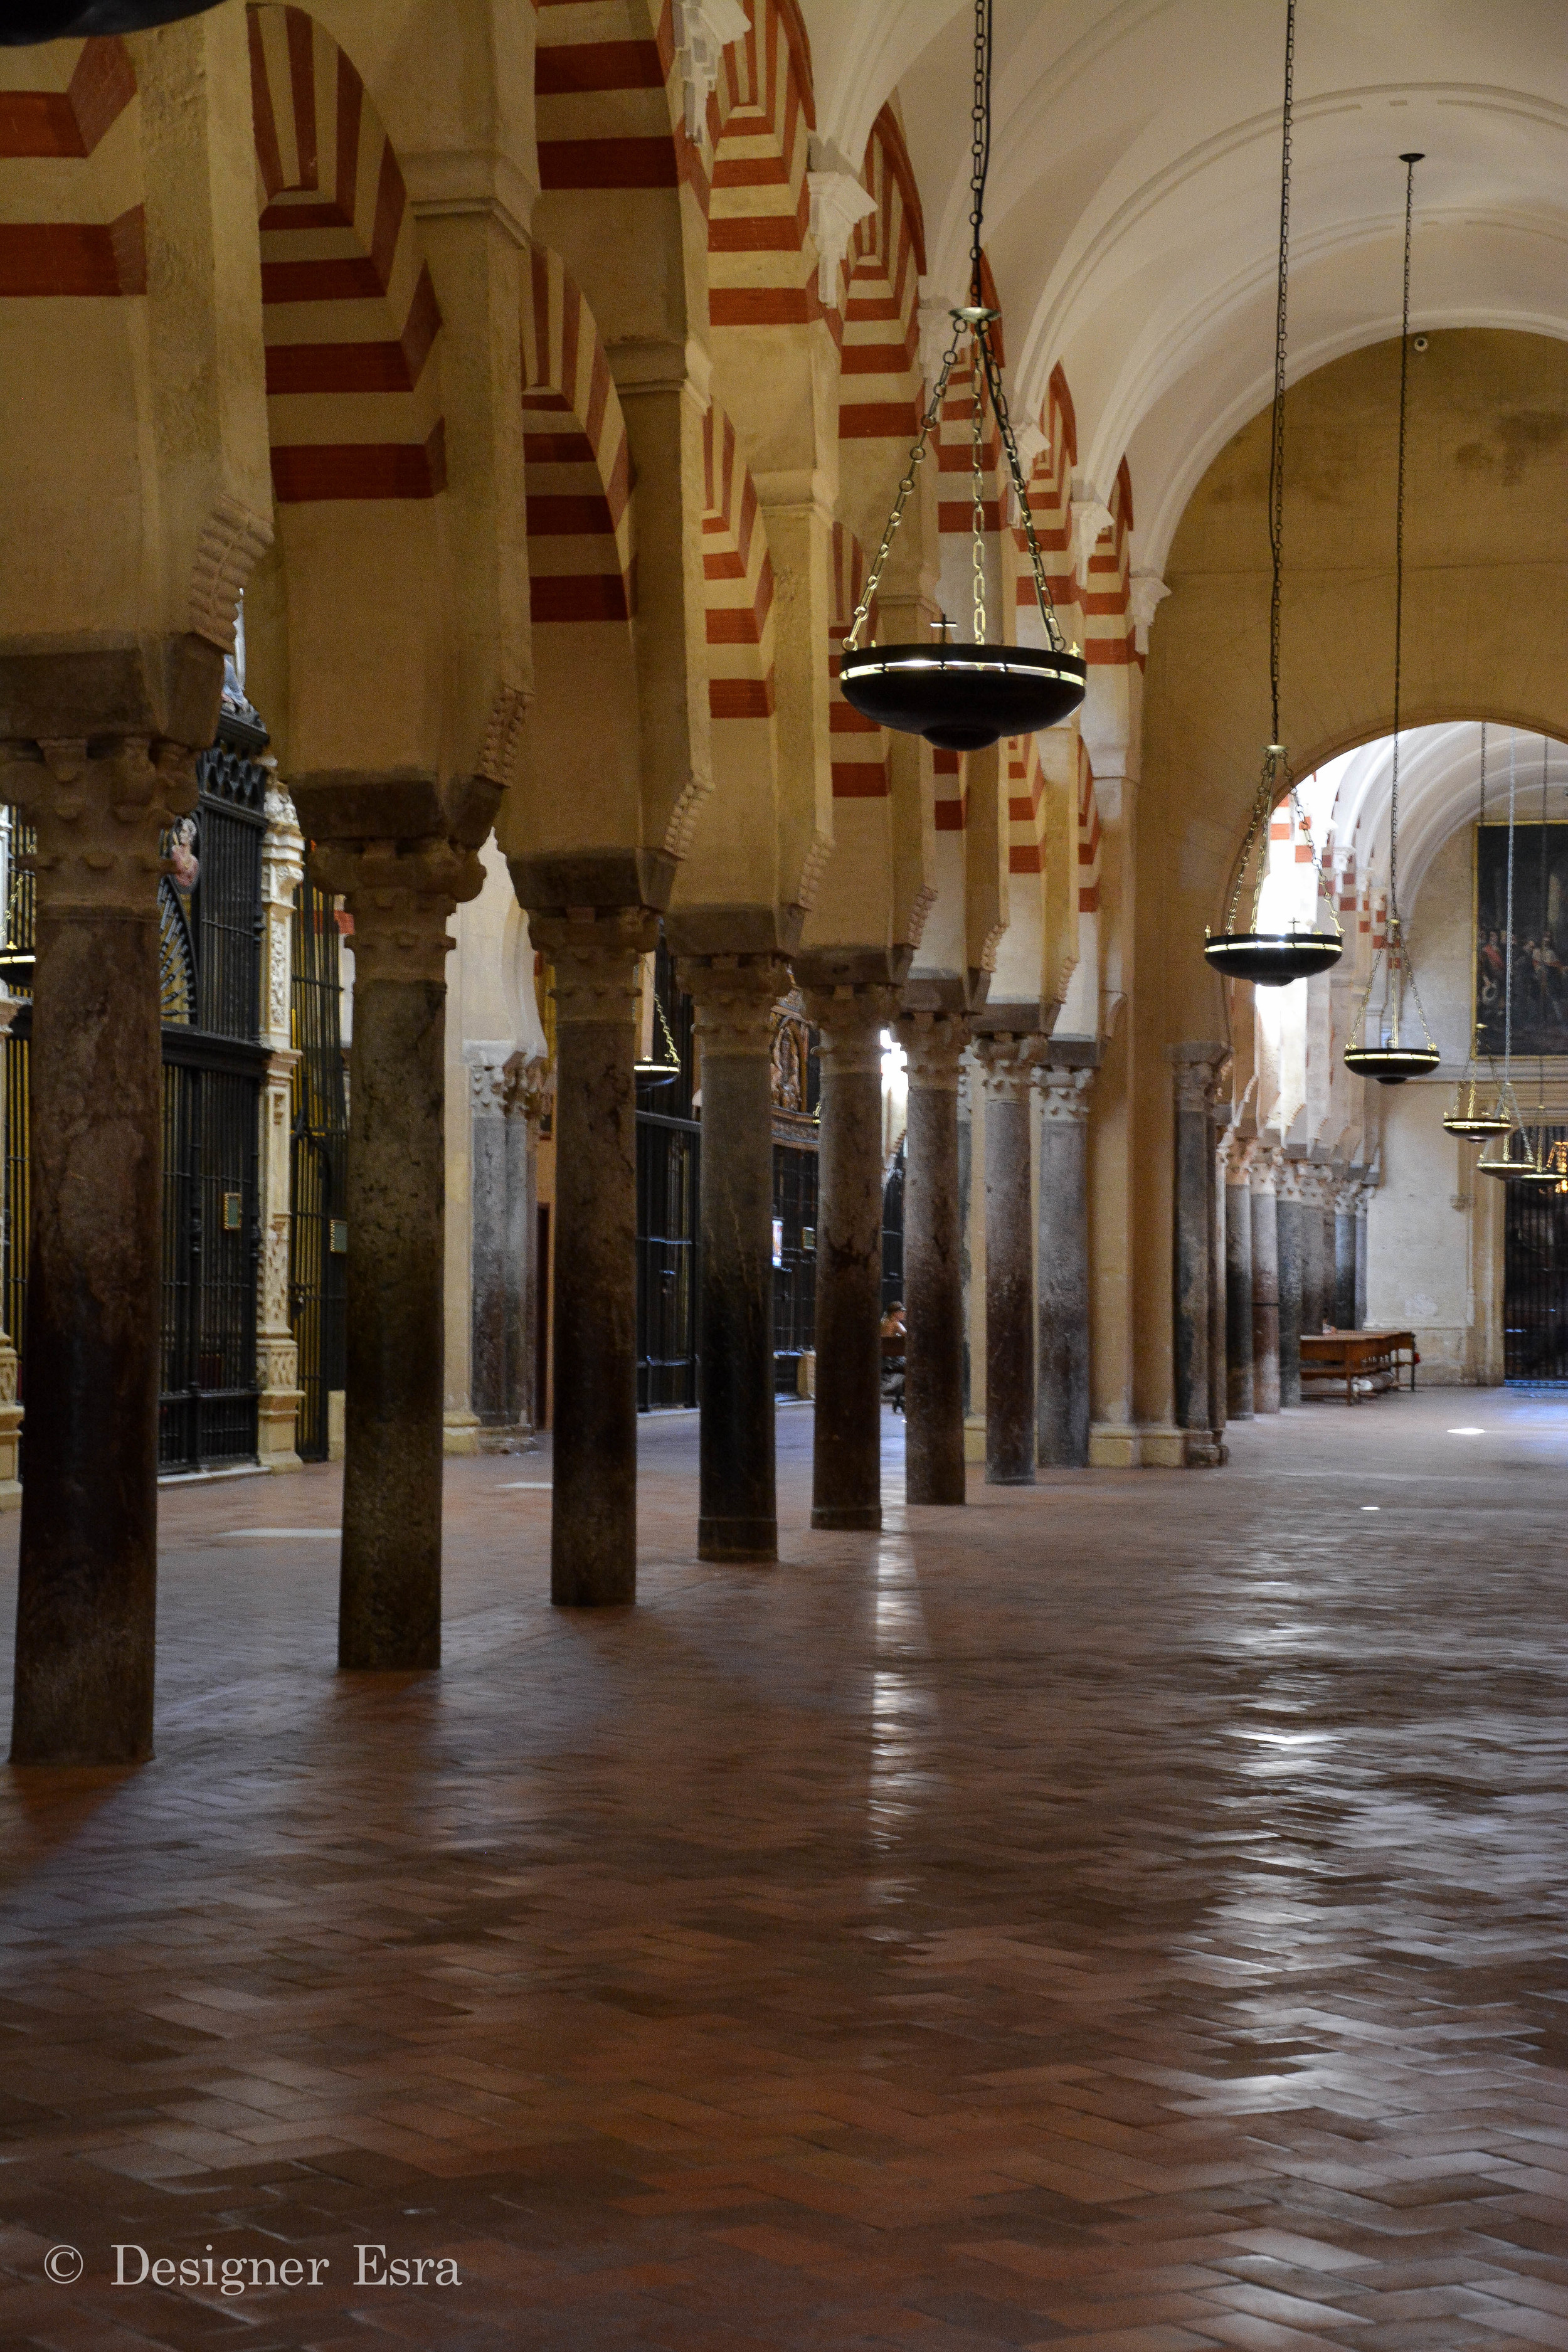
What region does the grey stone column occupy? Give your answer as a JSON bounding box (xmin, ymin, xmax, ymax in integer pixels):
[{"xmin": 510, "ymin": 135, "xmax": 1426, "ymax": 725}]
[
  {"xmin": 802, "ymin": 985, "xmax": 896, "ymax": 1531},
  {"xmin": 683, "ymin": 955, "xmax": 785, "ymax": 1561},
  {"xmin": 1276, "ymin": 1165, "xmax": 1304, "ymax": 1407},
  {"xmin": 895, "ymin": 1011, "xmax": 968, "ymax": 1505},
  {"xmin": 1036, "ymin": 1054, "xmax": 1096, "ymax": 1468},
  {"xmin": 975, "ymin": 1037, "xmax": 1037, "ymax": 1486},
  {"xmin": 1354, "ymin": 1185, "xmax": 1372, "ymax": 1328},
  {"xmin": 1322, "ymin": 1195, "xmax": 1338, "ymax": 1329},
  {"xmin": 1208, "ymin": 1107, "xmax": 1229, "ymax": 1440},
  {"xmin": 1168, "ymin": 1044, "xmax": 1227, "ymax": 1463},
  {"xmin": 315, "ymin": 840, "xmax": 485, "ymax": 1669},
  {"xmin": 1250, "ymin": 1150, "xmax": 1281, "ymax": 1414},
  {"xmin": 1334, "ymin": 1182, "xmax": 1358, "ymax": 1328},
  {"xmin": 8, "ymin": 736, "xmax": 191, "ymax": 1764},
  {"xmin": 1224, "ymin": 1137, "xmax": 1255, "ymax": 1420},
  {"xmin": 1298, "ymin": 1170, "xmax": 1324, "ymax": 1340},
  {"xmin": 533, "ymin": 911, "xmax": 657, "ymax": 1602},
  {"xmin": 470, "ymin": 1047, "xmax": 548, "ymax": 1443}
]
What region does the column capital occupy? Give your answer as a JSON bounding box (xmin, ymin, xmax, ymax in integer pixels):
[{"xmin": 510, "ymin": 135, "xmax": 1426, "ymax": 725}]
[
  {"xmin": 2, "ymin": 734, "xmax": 197, "ymax": 916},
  {"xmin": 679, "ymin": 951, "xmax": 786, "ymax": 1057},
  {"xmin": 1036, "ymin": 1062, "xmax": 1094, "ymax": 1122},
  {"xmin": 260, "ymin": 785, "xmax": 306, "ymax": 903},
  {"xmin": 800, "ymin": 981, "xmax": 898, "ymax": 1075},
  {"xmin": 533, "ymin": 906, "xmax": 659, "ymax": 1020},
  {"xmin": 1166, "ymin": 1039, "xmax": 1231, "ymax": 1110},
  {"xmin": 894, "ymin": 1009, "xmax": 970, "ymax": 1090},
  {"xmin": 1246, "ymin": 1138, "xmax": 1283, "ymax": 1193},
  {"xmin": 972, "ymin": 1031, "xmax": 1043, "ymax": 1103},
  {"xmin": 312, "ymin": 837, "xmax": 485, "ymax": 984}
]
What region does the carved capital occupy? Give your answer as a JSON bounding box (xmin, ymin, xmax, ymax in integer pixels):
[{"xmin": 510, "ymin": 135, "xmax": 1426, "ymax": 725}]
[
  {"xmin": 504, "ymin": 1047, "xmax": 553, "ymax": 1120},
  {"xmin": 972, "ymin": 1032, "xmax": 1043, "ymax": 1103},
  {"xmin": 1167, "ymin": 1040, "xmax": 1230, "ymax": 1113},
  {"xmin": 679, "ymin": 953, "xmax": 787, "ymax": 1058},
  {"xmin": 311, "ymin": 837, "xmax": 484, "ymax": 984},
  {"xmin": 1036, "ymin": 1063, "xmax": 1094, "ymax": 1123},
  {"xmin": 1, "ymin": 735, "xmax": 198, "ymax": 916},
  {"xmin": 894, "ymin": 1010, "xmax": 969, "ymax": 1091},
  {"xmin": 800, "ymin": 982, "xmax": 898, "ymax": 1078},
  {"xmin": 533, "ymin": 907, "xmax": 660, "ymax": 1024},
  {"xmin": 261, "ymin": 786, "xmax": 306, "ymax": 904}
]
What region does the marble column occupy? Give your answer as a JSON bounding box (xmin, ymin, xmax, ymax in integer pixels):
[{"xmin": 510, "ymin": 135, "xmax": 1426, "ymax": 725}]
[
  {"xmin": 8, "ymin": 736, "xmax": 189, "ymax": 1764},
  {"xmin": 1036, "ymin": 1056, "xmax": 1095, "ymax": 1468},
  {"xmin": 1322, "ymin": 1194, "xmax": 1338, "ymax": 1330},
  {"xmin": 534, "ymin": 910, "xmax": 657, "ymax": 1601},
  {"xmin": 1298, "ymin": 1171, "xmax": 1325, "ymax": 1339},
  {"xmin": 975, "ymin": 1037, "xmax": 1037, "ymax": 1486},
  {"xmin": 257, "ymin": 786, "xmax": 305, "ymax": 1470},
  {"xmin": 469, "ymin": 1047, "xmax": 548, "ymax": 1444},
  {"xmin": 802, "ymin": 985, "xmax": 895, "ymax": 1531},
  {"xmin": 1224, "ymin": 1136, "xmax": 1255, "ymax": 1420},
  {"xmin": 895, "ymin": 1011, "xmax": 968, "ymax": 1505},
  {"xmin": 1334, "ymin": 1182, "xmax": 1358, "ymax": 1328},
  {"xmin": 1276, "ymin": 1163, "xmax": 1304, "ymax": 1407},
  {"xmin": 1168, "ymin": 1044, "xmax": 1227, "ymax": 1465},
  {"xmin": 312, "ymin": 840, "xmax": 484, "ymax": 1667},
  {"xmin": 1208, "ymin": 1104, "xmax": 1230, "ymax": 1442},
  {"xmin": 1354, "ymin": 1185, "xmax": 1372, "ymax": 1328},
  {"xmin": 1250, "ymin": 1149, "xmax": 1281, "ymax": 1414},
  {"xmin": 682, "ymin": 955, "xmax": 785, "ymax": 1560}
]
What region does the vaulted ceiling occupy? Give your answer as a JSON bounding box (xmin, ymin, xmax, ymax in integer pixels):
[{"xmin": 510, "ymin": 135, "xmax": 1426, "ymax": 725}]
[{"xmin": 801, "ymin": 0, "xmax": 1568, "ymax": 571}]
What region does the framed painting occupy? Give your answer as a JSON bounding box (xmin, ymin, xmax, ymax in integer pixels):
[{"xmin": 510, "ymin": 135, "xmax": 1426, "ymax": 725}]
[{"xmin": 1476, "ymin": 822, "xmax": 1568, "ymax": 1060}]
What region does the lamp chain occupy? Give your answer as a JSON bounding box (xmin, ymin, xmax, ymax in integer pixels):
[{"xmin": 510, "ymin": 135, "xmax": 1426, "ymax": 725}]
[
  {"xmin": 1266, "ymin": 0, "xmax": 1294, "ymax": 750},
  {"xmin": 1387, "ymin": 152, "xmax": 1419, "ymax": 922}
]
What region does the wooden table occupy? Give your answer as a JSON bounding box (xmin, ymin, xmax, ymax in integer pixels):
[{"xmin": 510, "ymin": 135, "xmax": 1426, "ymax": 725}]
[{"xmin": 1300, "ymin": 1329, "xmax": 1419, "ymax": 1405}]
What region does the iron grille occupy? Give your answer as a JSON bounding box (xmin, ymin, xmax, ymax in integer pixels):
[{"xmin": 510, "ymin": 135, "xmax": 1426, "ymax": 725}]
[
  {"xmin": 881, "ymin": 1138, "xmax": 906, "ymax": 1315},
  {"xmin": 1505, "ymin": 1133, "xmax": 1568, "ymax": 1384},
  {"xmin": 289, "ymin": 871, "xmax": 347, "ymax": 1461},
  {"xmin": 771, "ymin": 1142, "xmax": 817, "ymax": 1391}
]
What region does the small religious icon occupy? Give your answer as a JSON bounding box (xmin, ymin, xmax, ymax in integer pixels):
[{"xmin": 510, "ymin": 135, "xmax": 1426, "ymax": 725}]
[{"xmin": 169, "ymin": 815, "xmax": 199, "ymax": 895}]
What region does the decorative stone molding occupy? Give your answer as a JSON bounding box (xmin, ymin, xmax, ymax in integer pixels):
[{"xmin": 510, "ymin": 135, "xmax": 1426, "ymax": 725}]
[
  {"xmin": 188, "ymin": 492, "xmax": 273, "ymax": 653},
  {"xmin": 1070, "ymin": 479, "xmax": 1115, "ymax": 581},
  {"xmin": 800, "ymin": 982, "xmax": 898, "ymax": 1077},
  {"xmin": 312, "ymin": 837, "xmax": 485, "ymax": 985},
  {"xmin": 894, "ymin": 1010, "xmax": 969, "ymax": 1090},
  {"xmin": 793, "ymin": 827, "xmax": 833, "ymax": 914},
  {"xmin": 1037, "ymin": 1063, "xmax": 1094, "ymax": 1123},
  {"xmin": 1128, "ymin": 569, "xmax": 1170, "ymax": 654},
  {"xmin": 674, "ymin": 0, "xmax": 748, "ymax": 141},
  {"xmin": 972, "ymin": 1032, "xmax": 1043, "ymax": 1103},
  {"xmin": 901, "ymin": 881, "xmax": 938, "ymax": 951},
  {"xmin": 679, "ymin": 952, "xmax": 786, "ymax": 1058},
  {"xmin": 807, "ymin": 139, "xmax": 876, "ymax": 307},
  {"xmin": 477, "ymin": 683, "xmax": 529, "ymax": 792}
]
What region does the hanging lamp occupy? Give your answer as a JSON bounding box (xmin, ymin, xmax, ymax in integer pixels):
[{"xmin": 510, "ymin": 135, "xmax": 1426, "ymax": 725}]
[
  {"xmin": 1205, "ymin": 0, "xmax": 1342, "ymax": 988},
  {"xmin": 1343, "ymin": 155, "xmax": 1441, "ymax": 1083},
  {"xmin": 836, "ymin": 0, "xmax": 1086, "ymax": 754},
  {"xmin": 635, "ymin": 990, "xmax": 682, "ymax": 1083},
  {"xmin": 1443, "ymin": 721, "xmax": 1513, "ymax": 1135}
]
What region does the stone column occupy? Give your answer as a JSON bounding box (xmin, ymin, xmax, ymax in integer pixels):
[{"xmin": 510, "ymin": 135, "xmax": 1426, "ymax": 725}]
[
  {"xmin": 1333, "ymin": 1182, "xmax": 1358, "ymax": 1328},
  {"xmin": 469, "ymin": 1047, "xmax": 549, "ymax": 1446},
  {"xmin": 1298, "ymin": 1169, "xmax": 1325, "ymax": 1338},
  {"xmin": 1168, "ymin": 1044, "xmax": 1227, "ymax": 1466},
  {"xmin": 534, "ymin": 910, "xmax": 657, "ymax": 1600},
  {"xmin": 895, "ymin": 1012, "xmax": 968, "ymax": 1505},
  {"xmin": 1036, "ymin": 1054, "xmax": 1096, "ymax": 1468},
  {"xmin": 1354, "ymin": 1184, "xmax": 1372, "ymax": 1328},
  {"xmin": 0, "ymin": 993, "xmax": 23, "ymax": 1511},
  {"xmin": 682, "ymin": 955, "xmax": 785, "ymax": 1561},
  {"xmin": 312, "ymin": 839, "xmax": 484, "ymax": 1668},
  {"xmin": 1224, "ymin": 1135, "xmax": 1255, "ymax": 1420},
  {"xmin": 1276, "ymin": 1162, "xmax": 1304, "ymax": 1407},
  {"xmin": 1208, "ymin": 1104, "xmax": 1229, "ymax": 1441},
  {"xmin": 8, "ymin": 736, "xmax": 192, "ymax": 1764},
  {"xmin": 802, "ymin": 985, "xmax": 894, "ymax": 1530},
  {"xmin": 1322, "ymin": 1192, "xmax": 1338, "ymax": 1330},
  {"xmin": 257, "ymin": 786, "xmax": 304, "ymax": 1470},
  {"xmin": 975, "ymin": 1037, "xmax": 1037, "ymax": 1486},
  {"xmin": 1250, "ymin": 1148, "xmax": 1281, "ymax": 1414}
]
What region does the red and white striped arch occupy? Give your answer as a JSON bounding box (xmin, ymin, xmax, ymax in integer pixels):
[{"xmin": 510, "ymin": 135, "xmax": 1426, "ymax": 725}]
[
  {"xmin": 1005, "ymin": 733, "xmax": 1046, "ymax": 876},
  {"xmin": 702, "ymin": 401, "xmax": 775, "ymax": 720},
  {"xmin": 1081, "ymin": 458, "xmax": 1135, "ymax": 669},
  {"xmin": 1013, "ymin": 363, "xmax": 1078, "ymax": 637},
  {"xmin": 247, "ymin": 5, "xmax": 444, "ymax": 502},
  {"xmin": 827, "ymin": 522, "xmax": 886, "ymax": 801},
  {"xmin": 838, "ymin": 107, "xmax": 924, "ymax": 479},
  {"xmin": 1078, "ymin": 738, "xmax": 1101, "ymax": 916},
  {"xmin": 0, "ymin": 37, "xmax": 142, "ymax": 296},
  {"xmin": 521, "ymin": 244, "xmax": 634, "ymax": 625},
  {"xmin": 534, "ymin": 1, "xmax": 696, "ymax": 206},
  {"xmin": 707, "ymin": 0, "xmax": 818, "ymax": 331}
]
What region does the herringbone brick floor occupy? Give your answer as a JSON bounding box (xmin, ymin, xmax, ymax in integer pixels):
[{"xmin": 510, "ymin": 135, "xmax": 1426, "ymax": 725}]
[{"xmin": 0, "ymin": 1391, "xmax": 1564, "ymax": 2348}]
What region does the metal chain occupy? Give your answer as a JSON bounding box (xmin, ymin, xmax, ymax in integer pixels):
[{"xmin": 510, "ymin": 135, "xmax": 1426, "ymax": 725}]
[
  {"xmin": 844, "ymin": 326, "xmax": 963, "ymax": 651},
  {"xmin": 1388, "ymin": 152, "xmax": 1419, "ymax": 919},
  {"xmin": 971, "ymin": 349, "xmax": 987, "ymax": 640},
  {"xmin": 975, "ymin": 327, "xmax": 1068, "ymax": 651},
  {"xmin": 1266, "ymin": 0, "xmax": 1295, "ymax": 746},
  {"xmin": 969, "ymin": 0, "xmax": 990, "ymax": 305}
]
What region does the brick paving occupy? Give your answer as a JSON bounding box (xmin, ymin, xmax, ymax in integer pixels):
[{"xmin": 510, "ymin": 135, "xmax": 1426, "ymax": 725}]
[{"xmin": 0, "ymin": 1391, "xmax": 1564, "ymax": 2349}]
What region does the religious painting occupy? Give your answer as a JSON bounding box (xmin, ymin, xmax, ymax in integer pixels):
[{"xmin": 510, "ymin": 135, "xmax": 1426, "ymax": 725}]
[{"xmin": 1476, "ymin": 822, "xmax": 1568, "ymax": 1059}]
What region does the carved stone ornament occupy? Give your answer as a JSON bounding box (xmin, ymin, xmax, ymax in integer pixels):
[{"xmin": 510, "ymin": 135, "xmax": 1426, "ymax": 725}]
[
  {"xmin": 894, "ymin": 1010, "xmax": 969, "ymax": 1091},
  {"xmin": 310, "ymin": 836, "xmax": 485, "ymax": 985},
  {"xmin": 674, "ymin": 0, "xmax": 748, "ymax": 142},
  {"xmin": 1, "ymin": 736, "xmax": 197, "ymax": 916},
  {"xmin": 1036, "ymin": 1064, "xmax": 1094, "ymax": 1123},
  {"xmin": 680, "ymin": 953, "xmax": 785, "ymax": 1059},
  {"xmin": 807, "ymin": 138, "xmax": 876, "ymax": 307},
  {"xmin": 800, "ymin": 982, "xmax": 897, "ymax": 1078}
]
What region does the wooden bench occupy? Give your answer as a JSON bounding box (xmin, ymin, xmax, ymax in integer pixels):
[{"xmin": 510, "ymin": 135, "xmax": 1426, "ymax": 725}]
[{"xmin": 1299, "ymin": 1328, "xmax": 1419, "ymax": 1405}]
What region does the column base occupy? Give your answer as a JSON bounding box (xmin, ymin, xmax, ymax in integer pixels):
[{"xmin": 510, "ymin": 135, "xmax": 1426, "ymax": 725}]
[
  {"xmin": 475, "ymin": 1421, "xmax": 541, "ymax": 1456},
  {"xmin": 0, "ymin": 1478, "xmax": 19, "ymax": 1515},
  {"xmin": 985, "ymin": 1465, "xmax": 1036, "ymax": 1488},
  {"xmin": 699, "ymin": 1515, "xmax": 777, "ymax": 1562},
  {"xmin": 963, "ymin": 1413, "xmax": 987, "ymax": 1464},
  {"xmin": 906, "ymin": 1471, "xmax": 965, "ymax": 1507},
  {"xmin": 1088, "ymin": 1422, "xmax": 1231, "ymax": 1468},
  {"xmin": 811, "ymin": 1504, "xmax": 882, "ymax": 1532},
  {"xmin": 443, "ymin": 1409, "xmax": 481, "ymax": 1457}
]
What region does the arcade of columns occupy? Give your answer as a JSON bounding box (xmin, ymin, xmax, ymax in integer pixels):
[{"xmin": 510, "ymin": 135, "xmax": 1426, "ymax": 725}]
[{"xmin": 5, "ymin": 4, "xmax": 1565, "ymax": 1768}]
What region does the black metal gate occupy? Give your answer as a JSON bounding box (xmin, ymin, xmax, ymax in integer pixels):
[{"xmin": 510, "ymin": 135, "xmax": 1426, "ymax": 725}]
[
  {"xmin": 289, "ymin": 872, "xmax": 347, "ymax": 1459},
  {"xmin": 771, "ymin": 1143, "xmax": 817, "ymax": 1391},
  {"xmin": 157, "ymin": 724, "xmax": 268, "ymax": 1470},
  {"xmin": 636, "ymin": 941, "xmax": 699, "ymax": 1411},
  {"xmin": 1505, "ymin": 1138, "xmax": 1568, "ymax": 1384},
  {"xmin": 881, "ymin": 1138, "xmax": 906, "ymax": 1315}
]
